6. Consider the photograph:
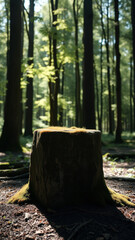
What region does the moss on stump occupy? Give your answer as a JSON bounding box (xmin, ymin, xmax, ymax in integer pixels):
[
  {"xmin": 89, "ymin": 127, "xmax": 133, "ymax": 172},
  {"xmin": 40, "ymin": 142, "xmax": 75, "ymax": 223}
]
[{"xmin": 8, "ymin": 127, "xmax": 135, "ymax": 207}]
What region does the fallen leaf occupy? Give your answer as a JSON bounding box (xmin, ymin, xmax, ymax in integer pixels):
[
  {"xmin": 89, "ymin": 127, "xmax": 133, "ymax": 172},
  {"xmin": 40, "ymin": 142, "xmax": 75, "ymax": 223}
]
[
  {"xmin": 25, "ymin": 213, "xmax": 31, "ymax": 221},
  {"xmin": 36, "ymin": 230, "xmax": 44, "ymax": 236}
]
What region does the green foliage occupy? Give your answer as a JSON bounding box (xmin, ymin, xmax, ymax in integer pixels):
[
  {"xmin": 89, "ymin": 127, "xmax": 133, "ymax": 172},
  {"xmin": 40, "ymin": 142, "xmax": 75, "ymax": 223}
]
[{"xmin": 0, "ymin": 0, "xmax": 134, "ymax": 134}]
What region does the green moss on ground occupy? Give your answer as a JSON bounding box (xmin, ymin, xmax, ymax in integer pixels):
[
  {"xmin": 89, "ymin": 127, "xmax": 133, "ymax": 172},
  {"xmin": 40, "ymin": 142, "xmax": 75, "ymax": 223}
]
[
  {"xmin": 8, "ymin": 183, "xmax": 30, "ymax": 204},
  {"xmin": 108, "ymin": 187, "xmax": 135, "ymax": 207}
]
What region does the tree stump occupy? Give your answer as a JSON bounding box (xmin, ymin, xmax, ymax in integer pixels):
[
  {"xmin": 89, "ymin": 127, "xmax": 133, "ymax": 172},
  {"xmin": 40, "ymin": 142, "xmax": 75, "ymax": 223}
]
[
  {"xmin": 29, "ymin": 127, "xmax": 112, "ymax": 208},
  {"xmin": 8, "ymin": 127, "xmax": 135, "ymax": 207}
]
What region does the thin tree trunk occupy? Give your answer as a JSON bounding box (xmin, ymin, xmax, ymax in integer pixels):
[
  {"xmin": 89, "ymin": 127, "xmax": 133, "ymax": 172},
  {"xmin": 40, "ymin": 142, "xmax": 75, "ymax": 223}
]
[
  {"xmin": 59, "ymin": 65, "xmax": 65, "ymax": 126},
  {"xmin": 73, "ymin": 0, "xmax": 81, "ymax": 127},
  {"xmin": 94, "ymin": 63, "xmax": 100, "ymax": 129},
  {"xmin": 106, "ymin": 4, "xmax": 113, "ymax": 134},
  {"xmin": 131, "ymin": 0, "xmax": 135, "ymax": 131},
  {"xmin": 114, "ymin": 0, "xmax": 122, "ymax": 142},
  {"xmin": 99, "ymin": 0, "xmax": 112, "ymax": 134},
  {"xmin": 100, "ymin": 33, "xmax": 103, "ymax": 131},
  {"xmin": 20, "ymin": 0, "xmax": 25, "ymax": 135},
  {"xmin": 130, "ymin": 57, "xmax": 133, "ymax": 133},
  {"xmin": 24, "ymin": 0, "xmax": 34, "ymax": 136},
  {"xmin": 83, "ymin": 0, "xmax": 95, "ymax": 129},
  {"xmin": 49, "ymin": 0, "xmax": 59, "ymax": 126}
]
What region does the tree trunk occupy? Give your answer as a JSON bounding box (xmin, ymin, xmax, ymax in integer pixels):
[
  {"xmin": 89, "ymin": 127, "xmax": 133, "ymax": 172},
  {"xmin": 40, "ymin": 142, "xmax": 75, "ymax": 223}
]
[
  {"xmin": 131, "ymin": 0, "xmax": 135, "ymax": 131},
  {"xmin": 20, "ymin": 0, "xmax": 25, "ymax": 135},
  {"xmin": 0, "ymin": 0, "xmax": 22, "ymax": 151},
  {"xmin": 99, "ymin": 1, "xmax": 112, "ymax": 134},
  {"xmin": 106, "ymin": 4, "xmax": 113, "ymax": 135},
  {"xmin": 24, "ymin": 0, "xmax": 34, "ymax": 136},
  {"xmin": 130, "ymin": 57, "xmax": 133, "ymax": 133},
  {"xmin": 94, "ymin": 63, "xmax": 100, "ymax": 129},
  {"xmin": 49, "ymin": 0, "xmax": 59, "ymax": 126},
  {"xmin": 114, "ymin": 0, "xmax": 122, "ymax": 142},
  {"xmin": 83, "ymin": 0, "xmax": 95, "ymax": 129},
  {"xmin": 100, "ymin": 32, "xmax": 103, "ymax": 131},
  {"xmin": 73, "ymin": 0, "xmax": 81, "ymax": 127}
]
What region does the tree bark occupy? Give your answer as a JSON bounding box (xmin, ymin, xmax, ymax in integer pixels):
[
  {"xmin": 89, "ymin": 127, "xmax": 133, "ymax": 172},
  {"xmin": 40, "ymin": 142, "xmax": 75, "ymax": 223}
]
[
  {"xmin": 131, "ymin": 0, "xmax": 135, "ymax": 131},
  {"xmin": 99, "ymin": 1, "xmax": 112, "ymax": 134},
  {"xmin": 49, "ymin": 0, "xmax": 59, "ymax": 126},
  {"xmin": 0, "ymin": 0, "xmax": 22, "ymax": 151},
  {"xmin": 100, "ymin": 32, "xmax": 103, "ymax": 131},
  {"xmin": 24, "ymin": 0, "xmax": 35, "ymax": 136},
  {"xmin": 114, "ymin": 0, "xmax": 122, "ymax": 142},
  {"xmin": 130, "ymin": 57, "xmax": 133, "ymax": 133},
  {"xmin": 83, "ymin": 0, "xmax": 95, "ymax": 129},
  {"xmin": 73, "ymin": 0, "xmax": 81, "ymax": 127}
]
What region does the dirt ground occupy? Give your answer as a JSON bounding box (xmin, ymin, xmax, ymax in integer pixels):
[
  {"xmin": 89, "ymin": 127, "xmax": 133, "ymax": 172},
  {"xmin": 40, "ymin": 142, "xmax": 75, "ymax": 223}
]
[{"xmin": 0, "ymin": 176, "xmax": 135, "ymax": 240}]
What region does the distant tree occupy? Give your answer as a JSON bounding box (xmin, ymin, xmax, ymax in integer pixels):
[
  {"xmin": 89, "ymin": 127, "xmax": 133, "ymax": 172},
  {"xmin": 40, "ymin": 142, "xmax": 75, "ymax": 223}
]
[
  {"xmin": 130, "ymin": 57, "xmax": 133, "ymax": 133},
  {"xmin": 83, "ymin": 0, "xmax": 95, "ymax": 129},
  {"xmin": 131, "ymin": 0, "xmax": 135, "ymax": 131},
  {"xmin": 49, "ymin": 0, "xmax": 59, "ymax": 126},
  {"xmin": 0, "ymin": 0, "xmax": 22, "ymax": 151},
  {"xmin": 73, "ymin": 0, "xmax": 81, "ymax": 127},
  {"xmin": 97, "ymin": 0, "xmax": 113, "ymax": 134},
  {"xmin": 114, "ymin": 0, "xmax": 122, "ymax": 142},
  {"xmin": 24, "ymin": 0, "xmax": 35, "ymax": 136}
]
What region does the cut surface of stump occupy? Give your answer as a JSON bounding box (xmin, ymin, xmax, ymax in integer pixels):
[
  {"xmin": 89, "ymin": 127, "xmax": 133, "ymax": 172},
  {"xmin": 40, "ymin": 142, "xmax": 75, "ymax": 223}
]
[{"xmin": 29, "ymin": 127, "xmax": 112, "ymax": 208}]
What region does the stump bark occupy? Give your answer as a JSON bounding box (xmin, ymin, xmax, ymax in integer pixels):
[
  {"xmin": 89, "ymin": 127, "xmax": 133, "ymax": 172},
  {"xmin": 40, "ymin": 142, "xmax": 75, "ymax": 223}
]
[{"xmin": 29, "ymin": 127, "xmax": 112, "ymax": 208}]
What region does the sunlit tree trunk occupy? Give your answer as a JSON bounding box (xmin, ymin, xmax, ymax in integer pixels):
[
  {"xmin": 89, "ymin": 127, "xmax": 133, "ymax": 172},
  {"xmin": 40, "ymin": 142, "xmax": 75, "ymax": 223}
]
[
  {"xmin": 114, "ymin": 0, "xmax": 122, "ymax": 142},
  {"xmin": 83, "ymin": 0, "xmax": 95, "ymax": 129},
  {"xmin": 24, "ymin": 0, "xmax": 34, "ymax": 136},
  {"xmin": 0, "ymin": 0, "xmax": 22, "ymax": 151},
  {"xmin": 99, "ymin": 0, "xmax": 112, "ymax": 134}
]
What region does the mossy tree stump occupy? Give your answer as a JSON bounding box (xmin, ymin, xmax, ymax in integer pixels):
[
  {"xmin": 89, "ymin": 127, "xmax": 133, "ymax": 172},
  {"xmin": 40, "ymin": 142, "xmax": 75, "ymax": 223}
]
[
  {"xmin": 29, "ymin": 127, "xmax": 113, "ymax": 208},
  {"xmin": 8, "ymin": 127, "xmax": 135, "ymax": 207}
]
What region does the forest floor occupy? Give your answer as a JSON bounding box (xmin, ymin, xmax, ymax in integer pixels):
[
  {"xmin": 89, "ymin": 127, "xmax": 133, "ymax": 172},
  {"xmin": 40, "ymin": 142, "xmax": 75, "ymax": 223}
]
[{"xmin": 0, "ymin": 146, "xmax": 135, "ymax": 240}]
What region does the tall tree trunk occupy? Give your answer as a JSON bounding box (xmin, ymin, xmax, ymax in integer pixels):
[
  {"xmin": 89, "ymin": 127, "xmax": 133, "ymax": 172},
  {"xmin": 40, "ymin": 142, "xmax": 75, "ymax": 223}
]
[
  {"xmin": 99, "ymin": 33, "xmax": 103, "ymax": 131},
  {"xmin": 94, "ymin": 63, "xmax": 100, "ymax": 129},
  {"xmin": 49, "ymin": 0, "xmax": 59, "ymax": 126},
  {"xmin": 131, "ymin": 0, "xmax": 135, "ymax": 131},
  {"xmin": 114, "ymin": 0, "xmax": 122, "ymax": 142},
  {"xmin": 20, "ymin": 0, "xmax": 25, "ymax": 135},
  {"xmin": 24, "ymin": 0, "xmax": 34, "ymax": 136},
  {"xmin": 99, "ymin": 0, "xmax": 112, "ymax": 134},
  {"xmin": 83, "ymin": 0, "xmax": 95, "ymax": 129},
  {"xmin": 0, "ymin": 0, "xmax": 22, "ymax": 151},
  {"xmin": 59, "ymin": 65, "xmax": 65, "ymax": 126},
  {"xmin": 130, "ymin": 57, "xmax": 133, "ymax": 133},
  {"xmin": 73, "ymin": 0, "xmax": 81, "ymax": 127},
  {"xmin": 106, "ymin": 4, "xmax": 113, "ymax": 134}
]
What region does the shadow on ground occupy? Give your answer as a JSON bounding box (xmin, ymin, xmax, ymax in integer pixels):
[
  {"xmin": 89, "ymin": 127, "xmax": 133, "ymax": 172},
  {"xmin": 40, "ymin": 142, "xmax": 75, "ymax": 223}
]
[{"xmin": 35, "ymin": 200, "xmax": 135, "ymax": 240}]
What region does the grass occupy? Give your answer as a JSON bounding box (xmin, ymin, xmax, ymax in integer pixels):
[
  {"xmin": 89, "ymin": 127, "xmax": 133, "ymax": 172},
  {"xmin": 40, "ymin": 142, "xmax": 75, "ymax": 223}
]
[{"xmin": 102, "ymin": 132, "xmax": 135, "ymax": 148}]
